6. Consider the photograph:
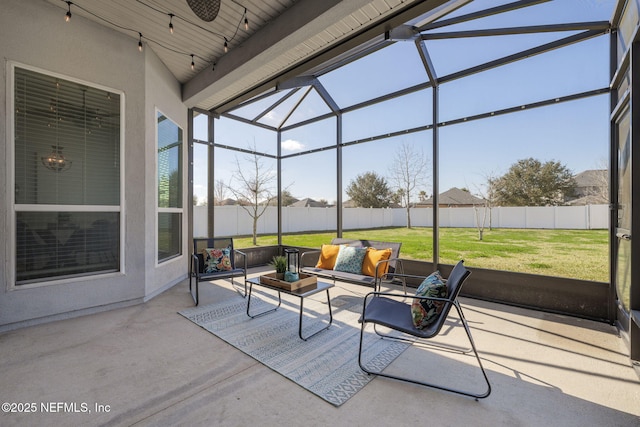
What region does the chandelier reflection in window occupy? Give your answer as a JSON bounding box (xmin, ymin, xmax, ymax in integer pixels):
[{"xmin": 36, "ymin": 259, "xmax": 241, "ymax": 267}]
[
  {"xmin": 41, "ymin": 145, "xmax": 72, "ymax": 172},
  {"xmin": 41, "ymin": 79, "xmax": 72, "ymax": 172}
]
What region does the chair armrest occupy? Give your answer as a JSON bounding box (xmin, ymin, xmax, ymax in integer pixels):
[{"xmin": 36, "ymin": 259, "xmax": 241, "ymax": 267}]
[
  {"xmin": 374, "ymin": 257, "xmax": 403, "ymax": 277},
  {"xmin": 380, "ymin": 268, "xmax": 439, "ymax": 284},
  {"xmin": 234, "ymin": 249, "xmax": 247, "ymax": 272},
  {"xmin": 301, "ymin": 250, "xmax": 321, "ymax": 267},
  {"xmin": 192, "ymin": 253, "xmax": 202, "ymax": 278},
  {"xmin": 363, "ymin": 290, "xmax": 455, "ymax": 307},
  {"xmin": 374, "ymin": 258, "xmax": 406, "ymax": 292}
]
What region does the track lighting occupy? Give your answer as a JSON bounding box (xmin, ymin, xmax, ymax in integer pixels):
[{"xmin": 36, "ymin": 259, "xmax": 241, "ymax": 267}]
[
  {"xmin": 224, "ymin": 38, "xmax": 228, "ymax": 53},
  {"xmin": 138, "ymin": 33, "xmax": 143, "ymax": 52},
  {"xmin": 191, "ymin": 54, "xmax": 195, "ymax": 70},
  {"xmin": 244, "ymin": 9, "xmax": 248, "ymax": 30},
  {"xmin": 168, "ymin": 13, "xmax": 174, "ymax": 34}
]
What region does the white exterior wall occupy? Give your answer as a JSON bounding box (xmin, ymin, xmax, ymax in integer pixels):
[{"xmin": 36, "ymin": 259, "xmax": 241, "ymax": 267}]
[
  {"xmin": 0, "ymin": 0, "xmax": 186, "ymax": 329},
  {"xmin": 144, "ymin": 45, "xmax": 188, "ymax": 300}
]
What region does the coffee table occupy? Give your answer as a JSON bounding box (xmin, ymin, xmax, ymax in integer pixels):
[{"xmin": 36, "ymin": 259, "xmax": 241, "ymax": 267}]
[{"xmin": 245, "ymin": 276, "xmax": 334, "ymax": 340}]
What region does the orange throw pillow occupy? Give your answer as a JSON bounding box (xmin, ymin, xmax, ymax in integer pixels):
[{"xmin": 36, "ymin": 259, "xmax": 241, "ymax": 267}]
[
  {"xmin": 316, "ymin": 244, "xmax": 342, "ymax": 269},
  {"xmin": 361, "ymin": 247, "xmax": 392, "ymax": 277}
]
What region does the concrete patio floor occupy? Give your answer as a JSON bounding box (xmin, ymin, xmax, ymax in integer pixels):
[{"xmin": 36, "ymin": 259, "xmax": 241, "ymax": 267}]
[{"xmin": 1, "ymin": 267, "xmax": 639, "ymax": 427}]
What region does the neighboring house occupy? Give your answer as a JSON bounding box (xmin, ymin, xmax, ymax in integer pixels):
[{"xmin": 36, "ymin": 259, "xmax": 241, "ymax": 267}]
[
  {"xmin": 289, "ymin": 198, "xmax": 331, "ymax": 208},
  {"xmin": 342, "ymin": 199, "xmax": 357, "ymax": 208},
  {"xmin": 567, "ymin": 169, "xmax": 608, "ymax": 205},
  {"xmin": 216, "ymin": 198, "xmax": 238, "ymax": 206},
  {"xmin": 266, "ymin": 196, "xmax": 299, "ymax": 206},
  {"xmin": 416, "ymin": 187, "xmax": 485, "ymax": 208}
]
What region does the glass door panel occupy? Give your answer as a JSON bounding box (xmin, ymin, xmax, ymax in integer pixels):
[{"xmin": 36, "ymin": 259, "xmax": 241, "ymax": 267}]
[{"xmin": 615, "ymin": 107, "xmax": 632, "ymax": 312}]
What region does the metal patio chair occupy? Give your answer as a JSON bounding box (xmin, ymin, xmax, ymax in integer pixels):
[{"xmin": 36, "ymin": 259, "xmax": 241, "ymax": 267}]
[
  {"xmin": 189, "ymin": 237, "xmax": 247, "ymax": 305},
  {"xmin": 357, "ymin": 260, "xmax": 491, "ymax": 399}
]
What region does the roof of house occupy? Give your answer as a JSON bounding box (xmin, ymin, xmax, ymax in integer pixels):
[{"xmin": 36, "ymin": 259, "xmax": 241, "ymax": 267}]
[
  {"xmin": 289, "ymin": 198, "xmax": 328, "ymax": 208},
  {"xmin": 419, "ymin": 187, "xmax": 485, "ymax": 206},
  {"xmin": 574, "ymin": 169, "xmax": 607, "ymax": 187},
  {"xmin": 217, "ymin": 198, "xmax": 238, "ymax": 206}
]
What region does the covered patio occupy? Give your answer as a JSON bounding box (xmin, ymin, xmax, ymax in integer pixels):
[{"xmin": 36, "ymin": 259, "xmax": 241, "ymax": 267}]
[
  {"xmin": 1, "ymin": 0, "xmax": 640, "ymax": 424},
  {"xmin": 1, "ymin": 269, "xmax": 638, "ymax": 425}
]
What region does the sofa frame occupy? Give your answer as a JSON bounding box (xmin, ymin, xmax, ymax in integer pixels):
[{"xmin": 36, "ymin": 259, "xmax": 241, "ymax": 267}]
[{"xmin": 300, "ymin": 238, "xmax": 404, "ymax": 292}]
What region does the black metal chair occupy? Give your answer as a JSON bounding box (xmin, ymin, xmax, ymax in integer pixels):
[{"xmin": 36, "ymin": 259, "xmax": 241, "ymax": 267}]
[
  {"xmin": 189, "ymin": 237, "xmax": 247, "ymax": 305},
  {"xmin": 358, "ymin": 260, "xmax": 491, "ymax": 399}
]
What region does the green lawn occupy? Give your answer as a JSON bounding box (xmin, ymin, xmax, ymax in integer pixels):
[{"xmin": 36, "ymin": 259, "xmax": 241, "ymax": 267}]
[{"xmin": 234, "ymin": 227, "xmax": 609, "ymax": 282}]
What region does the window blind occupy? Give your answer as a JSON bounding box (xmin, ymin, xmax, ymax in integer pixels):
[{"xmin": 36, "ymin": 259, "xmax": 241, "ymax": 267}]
[{"xmin": 14, "ymin": 67, "xmax": 121, "ymax": 284}]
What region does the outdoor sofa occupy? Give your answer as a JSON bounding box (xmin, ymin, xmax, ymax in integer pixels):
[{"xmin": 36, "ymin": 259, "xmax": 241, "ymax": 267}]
[{"xmin": 300, "ymin": 238, "xmax": 404, "ymax": 291}]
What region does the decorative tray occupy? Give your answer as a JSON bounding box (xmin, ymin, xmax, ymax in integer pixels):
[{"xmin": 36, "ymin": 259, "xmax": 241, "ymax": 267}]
[{"xmin": 259, "ymin": 272, "xmax": 317, "ymax": 291}]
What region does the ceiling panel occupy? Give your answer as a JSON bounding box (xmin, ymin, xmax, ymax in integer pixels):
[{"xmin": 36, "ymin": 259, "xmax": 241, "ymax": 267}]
[{"xmin": 44, "ymin": 0, "xmax": 457, "ymax": 112}]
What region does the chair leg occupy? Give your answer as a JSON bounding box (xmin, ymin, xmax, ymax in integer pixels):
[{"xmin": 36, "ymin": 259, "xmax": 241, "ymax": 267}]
[
  {"xmin": 358, "ymin": 303, "xmax": 491, "ymax": 399},
  {"xmin": 190, "ymin": 279, "xmax": 199, "ymax": 306},
  {"xmin": 230, "ymin": 277, "xmax": 247, "ymax": 298}
]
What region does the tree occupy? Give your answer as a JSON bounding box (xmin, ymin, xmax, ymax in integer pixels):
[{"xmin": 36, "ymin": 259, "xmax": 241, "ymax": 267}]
[
  {"xmin": 226, "ymin": 147, "xmax": 276, "ymax": 245},
  {"xmin": 493, "ymin": 158, "xmax": 576, "ymax": 206},
  {"xmin": 346, "ymin": 172, "xmax": 393, "ymax": 208},
  {"xmin": 471, "ymin": 170, "xmax": 499, "ymax": 238},
  {"xmin": 388, "ymin": 142, "xmax": 429, "ymax": 228},
  {"xmin": 213, "ymin": 179, "xmax": 228, "ymax": 205},
  {"xmin": 281, "ymin": 189, "xmax": 298, "ymax": 207}
]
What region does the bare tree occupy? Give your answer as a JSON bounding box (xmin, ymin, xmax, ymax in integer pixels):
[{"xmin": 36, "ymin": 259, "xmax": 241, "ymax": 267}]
[
  {"xmin": 473, "ymin": 170, "xmax": 499, "ymax": 234},
  {"xmin": 226, "ymin": 147, "xmax": 276, "ymax": 245},
  {"xmin": 388, "ymin": 142, "xmax": 428, "ymax": 228},
  {"xmin": 213, "ymin": 179, "xmax": 228, "ymax": 206},
  {"xmin": 587, "ymin": 159, "xmax": 609, "ymax": 203},
  {"xmin": 473, "ymin": 202, "xmax": 489, "ymax": 241}
]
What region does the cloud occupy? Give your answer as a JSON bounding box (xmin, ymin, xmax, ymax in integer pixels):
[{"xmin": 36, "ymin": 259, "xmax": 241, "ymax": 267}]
[{"xmin": 281, "ymin": 139, "xmax": 305, "ymax": 151}]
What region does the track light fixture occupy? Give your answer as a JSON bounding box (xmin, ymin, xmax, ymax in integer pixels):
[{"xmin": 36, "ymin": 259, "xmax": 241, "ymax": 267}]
[
  {"xmin": 138, "ymin": 33, "xmax": 143, "ymax": 51},
  {"xmin": 244, "ymin": 9, "xmax": 248, "ymax": 30},
  {"xmin": 169, "ymin": 13, "xmax": 174, "ymax": 34},
  {"xmin": 224, "ymin": 38, "xmax": 228, "ymax": 53},
  {"xmin": 191, "ymin": 54, "xmax": 195, "ymax": 70}
]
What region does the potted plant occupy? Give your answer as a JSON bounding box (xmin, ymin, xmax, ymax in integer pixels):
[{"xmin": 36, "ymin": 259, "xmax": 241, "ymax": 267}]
[{"xmin": 270, "ymin": 255, "xmax": 287, "ymax": 280}]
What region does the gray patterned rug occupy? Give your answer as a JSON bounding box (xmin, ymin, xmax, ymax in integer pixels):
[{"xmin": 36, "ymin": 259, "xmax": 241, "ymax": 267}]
[{"xmin": 178, "ymin": 293, "xmax": 409, "ymax": 406}]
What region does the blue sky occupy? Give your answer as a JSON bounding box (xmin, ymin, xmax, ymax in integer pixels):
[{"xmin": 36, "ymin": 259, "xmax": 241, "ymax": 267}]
[{"xmin": 193, "ymin": 0, "xmax": 615, "ymax": 205}]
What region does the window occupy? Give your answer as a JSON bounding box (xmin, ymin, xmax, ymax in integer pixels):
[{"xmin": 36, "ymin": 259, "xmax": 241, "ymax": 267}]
[
  {"xmin": 157, "ymin": 111, "xmax": 183, "ymax": 262},
  {"xmin": 13, "ymin": 65, "xmax": 122, "ymax": 285}
]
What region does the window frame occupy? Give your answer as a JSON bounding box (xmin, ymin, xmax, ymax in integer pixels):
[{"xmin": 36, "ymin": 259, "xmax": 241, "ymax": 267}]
[
  {"xmin": 7, "ymin": 61, "xmax": 126, "ymax": 290},
  {"xmin": 156, "ymin": 108, "xmax": 184, "ymax": 264}
]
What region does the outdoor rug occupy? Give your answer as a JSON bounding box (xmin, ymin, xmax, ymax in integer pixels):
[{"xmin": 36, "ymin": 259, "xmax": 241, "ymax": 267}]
[{"xmin": 178, "ymin": 293, "xmax": 409, "ymax": 406}]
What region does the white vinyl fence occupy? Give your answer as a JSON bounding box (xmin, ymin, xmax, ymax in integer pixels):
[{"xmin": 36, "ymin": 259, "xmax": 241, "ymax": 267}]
[{"xmin": 193, "ymin": 204, "xmax": 608, "ymax": 237}]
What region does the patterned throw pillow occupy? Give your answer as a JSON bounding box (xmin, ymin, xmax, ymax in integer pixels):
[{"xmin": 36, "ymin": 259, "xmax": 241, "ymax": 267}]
[
  {"xmin": 202, "ymin": 246, "xmax": 233, "ymax": 273},
  {"xmin": 333, "ymin": 245, "xmax": 367, "ymax": 274},
  {"xmin": 411, "ymin": 271, "xmax": 448, "ymax": 329}
]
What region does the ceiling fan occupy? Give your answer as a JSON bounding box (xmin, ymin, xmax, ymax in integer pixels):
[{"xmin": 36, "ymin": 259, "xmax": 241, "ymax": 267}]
[{"xmin": 186, "ymin": 0, "xmax": 221, "ymax": 22}]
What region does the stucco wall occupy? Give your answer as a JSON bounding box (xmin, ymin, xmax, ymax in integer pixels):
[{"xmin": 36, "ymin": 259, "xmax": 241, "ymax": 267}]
[
  {"xmin": 0, "ymin": 0, "xmax": 186, "ymax": 330},
  {"xmin": 144, "ymin": 47, "xmax": 189, "ymax": 299}
]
